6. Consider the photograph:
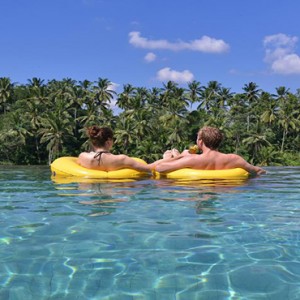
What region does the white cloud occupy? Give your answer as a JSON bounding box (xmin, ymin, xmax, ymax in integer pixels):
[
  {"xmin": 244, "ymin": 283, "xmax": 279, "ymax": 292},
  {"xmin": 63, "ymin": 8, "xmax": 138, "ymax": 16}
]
[
  {"xmin": 271, "ymin": 54, "xmax": 300, "ymax": 74},
  {"xmin": 107, "ymin": 82, "xmax": 120, "ymax": 110},
  {"xmin": 156, "ymin": 67, "xmax": 194, "ymax": 83},
  {"xmin": 108, "ymin": 82, "xmax": 119, "ymax": 92},
  {"xmin": 144, "ymin": 52, "xmax": 156, "ymax": 62},
  {"xmin": 129, "ymin": 31, "xmax": 229, "ymax": 53},
  {"xmin": 263, "ymin": 33, "xmax": 298, "ymax": 49},
  {"xmin": 263, "ymin": 33, "xmax": 300, "ymax": 74}
]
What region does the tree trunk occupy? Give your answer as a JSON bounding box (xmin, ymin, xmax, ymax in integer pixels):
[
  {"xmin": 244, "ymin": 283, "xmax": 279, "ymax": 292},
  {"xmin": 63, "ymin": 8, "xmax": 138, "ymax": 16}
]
[{"xmin": 281, "ymin": 129, "xmax": 286, "ymax": 152}]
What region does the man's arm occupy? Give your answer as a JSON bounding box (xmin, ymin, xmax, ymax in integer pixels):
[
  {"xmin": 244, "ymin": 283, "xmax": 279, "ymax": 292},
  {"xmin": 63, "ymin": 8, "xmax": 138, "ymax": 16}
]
[
  {"xmin": 154, "ymin": 155, "xmax": 197, "ymax": 173},
  {"xmin": 244, "ymin": 163, "xmax": 266, "ymax": 176},
  {"xmin": 148, "ymin": 154, "xmax": 185, "ymax": 169},
  {"xmin": 233, "ymin": 155, "xmax": 266, "ymax": 176}
]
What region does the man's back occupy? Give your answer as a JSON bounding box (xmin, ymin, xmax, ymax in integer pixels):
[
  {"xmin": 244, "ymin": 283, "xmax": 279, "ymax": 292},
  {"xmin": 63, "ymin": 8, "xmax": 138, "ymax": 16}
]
[
  {"xmin": 155, "ymin": 150, "xmax": 265, "ymax": 175},
  {"xmin": 193, "ymin": 150, "xmax": 243, "ymax": 170},
  {"xmin": 154, "ymin": 126, "xmax": 266, "ymax": 176}
]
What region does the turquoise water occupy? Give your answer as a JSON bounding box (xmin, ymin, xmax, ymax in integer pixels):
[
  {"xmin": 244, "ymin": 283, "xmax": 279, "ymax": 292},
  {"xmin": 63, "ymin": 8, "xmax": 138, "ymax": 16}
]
[{"xmin": 1, "ymin": 166, "xmax": 300, "ymax": 299}]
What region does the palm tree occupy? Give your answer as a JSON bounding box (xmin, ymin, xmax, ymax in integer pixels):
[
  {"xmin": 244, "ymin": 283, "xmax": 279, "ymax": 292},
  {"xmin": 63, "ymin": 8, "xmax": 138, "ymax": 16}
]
[
  {"xmin": 77, "ymin": 80, "xmax": 93, "ymax": 106},
  {"xmin": 278, "ymin": 105, "xmax": 300, "ymax": 152},
  {"xmin": 275, "ymin": 86, "xmax": 290, "ymax": 102},
  {"xmin": 0, "ymin": 111, "xmax": 31, "ymax": 145},
  {"xmin": 260, "ymin": 92, "xmax": 278, "ymax": 126},
  {"xmin": 38, "ymin": 111, "xmax": 74, "ymax": 164},
  {"xmin": 27, "ymin": 77, "xmax": 45, "ymax": 88},
  {"xmin": 75, "ymin": 79, "xmax": 93, "ymax": 123},
  {"xmin": 160, "ymin": 81, "xmax": 179, "ymax": 108},
  {"xmin": 0, "ymin": 110, "xmax": 34, "ymax": 163},
  {"xmin": 217, "ymin": 87, "xmax": 234, "ymax": 110},
  {"xmin": 116, "ymin": 84, "xmax": 136, "ymax": 110},
  {"xmin": 0, "ymin": 77, "xmax": 13, "ymax": 114},
  {"xmin": 242, "ymin": 132, "xmax": 271, "ymax": 163},
  {"xmin": 114, "ymin": 117, "xmax": 135, "ymax": 153},
  {"xmin": 242, "ymin": 82, "xmax": 261, "ymax": 131},
  {"xmin": 242, "ymin": 82, "xmax": 261, "ymax": 103},
  {"xmin": 93, "ymin": 78, "xmax": 116, "ymax": 113},
  {"xmin": 147, "ymin": 87, "xmax": 162, "ymax": 107},
  {"xmin": 187, "ymin": 80, "xmax": 202, "ymax": 109},
  {"xmin": 25, "ymin": 78, "xmax": 49, "ymax": 123},
  {"xmin": 197, "ymin": 80, "xmax": 221, "ymax": 112},
  {"xmin": 48, "ymin": 79, "xmax": 76, "ymax": 112},
  {"xmin": 258, "ymin": 146, "xmax": 283, "ymax": 166}
]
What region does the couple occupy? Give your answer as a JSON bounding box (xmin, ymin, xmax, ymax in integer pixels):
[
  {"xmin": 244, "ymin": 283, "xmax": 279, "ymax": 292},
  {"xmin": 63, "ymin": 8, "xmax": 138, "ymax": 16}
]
[{"xmin": 78, "ymin": 125, "xmax": 266, "ymax": 176}]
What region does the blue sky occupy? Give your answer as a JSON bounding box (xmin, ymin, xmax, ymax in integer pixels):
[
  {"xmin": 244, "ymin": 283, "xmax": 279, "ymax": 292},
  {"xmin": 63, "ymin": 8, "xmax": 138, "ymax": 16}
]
[{"xmin": 1, "ymin": 0, "xmax": 300, "ymax": 94}]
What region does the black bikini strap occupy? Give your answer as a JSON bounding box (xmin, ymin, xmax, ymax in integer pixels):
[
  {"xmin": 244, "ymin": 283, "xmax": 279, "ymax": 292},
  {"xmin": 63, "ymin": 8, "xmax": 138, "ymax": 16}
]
[{"xmin": 93, "ymin": 151, "xmax": 110, "ymax": 165}]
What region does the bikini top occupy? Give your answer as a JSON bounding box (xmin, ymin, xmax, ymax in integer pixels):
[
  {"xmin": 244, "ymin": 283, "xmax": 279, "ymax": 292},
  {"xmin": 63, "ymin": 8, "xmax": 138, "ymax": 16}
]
[{"xmin": 93, "ymin": 151, "xmax": 110, "ymax": 165}]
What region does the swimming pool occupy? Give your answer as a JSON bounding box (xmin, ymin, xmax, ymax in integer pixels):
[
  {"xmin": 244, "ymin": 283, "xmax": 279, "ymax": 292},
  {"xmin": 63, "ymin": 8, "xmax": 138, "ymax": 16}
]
[{"xmin": 0, "ymin": 166, "xmax": 300, "ymax": 299}]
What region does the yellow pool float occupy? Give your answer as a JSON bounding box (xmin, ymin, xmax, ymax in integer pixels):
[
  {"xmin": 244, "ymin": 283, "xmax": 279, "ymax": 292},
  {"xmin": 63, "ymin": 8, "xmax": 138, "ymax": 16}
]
[
  {"xmin": 51, "ymin": 157, "xmax": 250, "ymax": 181},
  {"xmin": 50, "ymin": 156, "xmax": 150, "ymax": 179},
  {"xmin": 155, "ymin": 168, "xmax": 250, "ymax": 180}
]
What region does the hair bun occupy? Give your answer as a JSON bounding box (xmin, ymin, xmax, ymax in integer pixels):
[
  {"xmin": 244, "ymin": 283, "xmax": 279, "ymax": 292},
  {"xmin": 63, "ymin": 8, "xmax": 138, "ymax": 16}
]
[
  {"xmin": 87, "ymin": 126, "xmax": 113, "ymax": 147},
  {"xmin": 88, "ymin": 125, "xmax": 100, "ymax": 138}
]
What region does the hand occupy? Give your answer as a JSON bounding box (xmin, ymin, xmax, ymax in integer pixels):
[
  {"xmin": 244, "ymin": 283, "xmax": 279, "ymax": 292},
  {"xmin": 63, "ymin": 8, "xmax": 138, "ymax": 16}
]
[
  {"xmin": 171, "ymin": 148, "xmax": 180, "ymax": 157},
  {"xmin": 181, "ymin": 149, "xmax": 192, "ymax": 156},
  {"xmin": 257, "ymin": 168, "xmax": 267, "ymax": 175},
  {"xmin": 163, "ymin": 150, "xmax": 173, "ymax": 159}
]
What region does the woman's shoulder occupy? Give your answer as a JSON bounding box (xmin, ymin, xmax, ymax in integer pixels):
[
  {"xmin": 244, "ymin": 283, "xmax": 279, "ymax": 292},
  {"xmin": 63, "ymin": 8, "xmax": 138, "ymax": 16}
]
[
  {"xmin": 79, "ymin": 151, "xmax": 94, "ymax": 158},
  {"xmin": 77, "ymin": 151, "xmax": 95, "ymax": 167},
  {"xmin": 111, "ymin": 153, "xmax": 130, "ymax": 161}
]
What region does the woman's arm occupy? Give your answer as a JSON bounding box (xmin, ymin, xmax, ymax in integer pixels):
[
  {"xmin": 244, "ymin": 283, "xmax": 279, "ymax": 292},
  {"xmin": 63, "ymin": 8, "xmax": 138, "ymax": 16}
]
[
  {"xmin": 154, "ymin": 155, "xmax": 196, "ymax": 173},
  {"xmin": 77, "ymin": 152, "xmax": 92, "ymax": 168},
  {"xmin": 118, "ymin": 155, "xmax": 152, "ymax": 173}
]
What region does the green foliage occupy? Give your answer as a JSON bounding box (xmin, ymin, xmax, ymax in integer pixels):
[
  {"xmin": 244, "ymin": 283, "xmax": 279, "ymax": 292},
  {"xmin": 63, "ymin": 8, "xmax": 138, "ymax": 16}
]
[
  {"xmin": 0, "ymin": 78, "xmax": 299, "ymax": 166},
  {"xmin": 280, "ymin": 152, "xmax": 300, "ymax": 166}
]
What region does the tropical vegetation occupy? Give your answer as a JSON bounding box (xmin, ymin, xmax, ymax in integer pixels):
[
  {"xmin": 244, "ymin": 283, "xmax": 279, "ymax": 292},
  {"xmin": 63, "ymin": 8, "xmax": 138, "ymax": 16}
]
[{"xmin": 0, "ymin": 77, "xmax": 300, "ymax": 166}]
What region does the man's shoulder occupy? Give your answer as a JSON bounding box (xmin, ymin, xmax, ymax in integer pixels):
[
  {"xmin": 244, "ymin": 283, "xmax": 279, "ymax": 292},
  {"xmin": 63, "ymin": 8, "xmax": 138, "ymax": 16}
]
[
  {"xmin": 214, "ymin": 152, "xmax": 243, "ymax": 167},
  {"xmin": 186, "ymin": 153, "xmax": 207, "ymax": 167},
  {"xmin": 225, "ymin": 153, "xmax": 239, "ymax": 158},
  {"xmin": 219, "ymin": 152, "xmax": 240, "ymax": 159},
  {"xmin": 222, "ymin": 153, "xmax": 247, "ymax": 168}
]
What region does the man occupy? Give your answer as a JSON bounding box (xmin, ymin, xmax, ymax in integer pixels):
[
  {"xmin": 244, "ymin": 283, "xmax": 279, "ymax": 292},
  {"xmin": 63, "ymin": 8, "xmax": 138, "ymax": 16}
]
[{"xmin": 154, "ymin": 126, "xmax": 266, "ymax": 176}]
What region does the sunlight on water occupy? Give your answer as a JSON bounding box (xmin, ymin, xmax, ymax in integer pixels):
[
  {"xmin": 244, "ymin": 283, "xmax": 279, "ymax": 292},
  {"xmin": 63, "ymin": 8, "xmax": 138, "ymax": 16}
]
[{"xmin": 1, "ymin": 166, "xmax": 300, "ymax": 299}]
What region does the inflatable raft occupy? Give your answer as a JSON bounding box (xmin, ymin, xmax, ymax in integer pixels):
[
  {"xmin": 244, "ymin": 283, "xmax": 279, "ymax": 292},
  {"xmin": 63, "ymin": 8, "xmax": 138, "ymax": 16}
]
[
  {"xmin": 51, "ymin": 156, "xmax": 150, "ymax": 179},
  {"xmin": 51, "ymin": 157, "xmax": 250, "ymax": 181},
  {"xmin": 155, "ymin": 168, "xmax": 249, "ymax": 180}
]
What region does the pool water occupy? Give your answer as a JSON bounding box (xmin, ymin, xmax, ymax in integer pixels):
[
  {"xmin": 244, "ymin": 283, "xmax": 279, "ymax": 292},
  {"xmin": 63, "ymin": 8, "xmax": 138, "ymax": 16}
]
[{"xmin": 1, "ymin": 166, "xmax": 300, "ymax": 299}]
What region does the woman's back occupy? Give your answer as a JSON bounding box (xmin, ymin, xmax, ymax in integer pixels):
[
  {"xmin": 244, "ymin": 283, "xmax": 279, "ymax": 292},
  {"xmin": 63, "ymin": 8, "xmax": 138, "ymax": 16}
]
[{"xmin": 78, "ymin": 151, "xmax": 127, "ymax": 171}]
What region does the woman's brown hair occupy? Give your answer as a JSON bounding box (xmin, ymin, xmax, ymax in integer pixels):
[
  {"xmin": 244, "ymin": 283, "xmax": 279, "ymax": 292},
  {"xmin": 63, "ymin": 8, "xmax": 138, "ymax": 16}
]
[{"xmin": 87, "ymin": 126, "xmax": 113, "ymax": 148}]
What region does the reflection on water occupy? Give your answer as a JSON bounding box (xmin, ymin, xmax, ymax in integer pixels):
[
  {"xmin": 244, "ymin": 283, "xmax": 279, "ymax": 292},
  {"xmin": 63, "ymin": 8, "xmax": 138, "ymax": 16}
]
[
  {"xmin": 53, "ymin": 178, "xmax": 137, "ymax": 217},
  {"xmin": 52, "ymin": 175, "xmax": 249, "ymax": 218},
  {"xmin": 1, "ymin": 166, "xmax": 300, "ymax": 299}
]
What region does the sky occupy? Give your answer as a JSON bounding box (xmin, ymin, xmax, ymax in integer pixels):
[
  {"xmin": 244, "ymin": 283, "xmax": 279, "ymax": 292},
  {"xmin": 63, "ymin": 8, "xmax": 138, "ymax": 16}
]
[{"xmin": 1, "ymin": 0, "xmax": 300, "ymax": 94}]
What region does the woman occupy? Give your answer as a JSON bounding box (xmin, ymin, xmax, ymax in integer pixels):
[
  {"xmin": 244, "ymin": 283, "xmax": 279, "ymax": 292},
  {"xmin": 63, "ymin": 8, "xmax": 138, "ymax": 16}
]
[{"xmin": 77, "ymin": 125, "xmax": 152, "ymax": 173}]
